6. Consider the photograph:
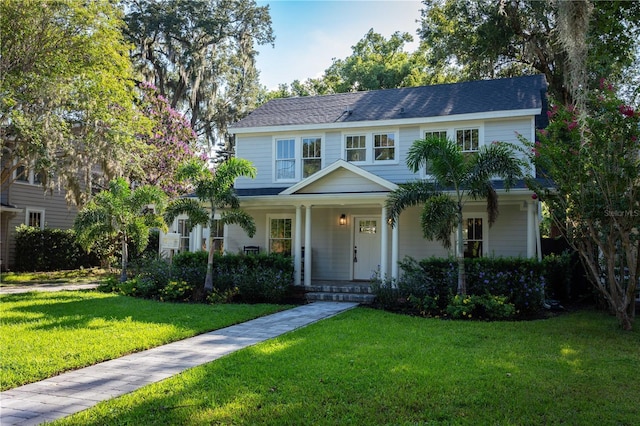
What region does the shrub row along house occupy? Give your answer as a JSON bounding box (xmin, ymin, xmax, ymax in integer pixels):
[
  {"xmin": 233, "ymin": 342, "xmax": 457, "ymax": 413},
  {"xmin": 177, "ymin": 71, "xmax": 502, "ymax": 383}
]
[{"xmin": 162, "ymin": 75, "xmax": 548, "ymax": 286}]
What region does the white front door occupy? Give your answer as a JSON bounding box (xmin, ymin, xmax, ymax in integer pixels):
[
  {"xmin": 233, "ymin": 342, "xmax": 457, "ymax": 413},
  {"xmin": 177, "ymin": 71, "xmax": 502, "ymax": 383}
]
[{"xmin": 353, "ymin": 217, "xmax": 381, "ymax": 280}]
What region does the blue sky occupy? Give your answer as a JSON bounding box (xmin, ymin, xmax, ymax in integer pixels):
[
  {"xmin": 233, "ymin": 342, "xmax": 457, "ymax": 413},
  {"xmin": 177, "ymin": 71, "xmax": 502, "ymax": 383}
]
[{"xmin": 256, "ymin": 0, "xmax": 424, "ymax": 90}]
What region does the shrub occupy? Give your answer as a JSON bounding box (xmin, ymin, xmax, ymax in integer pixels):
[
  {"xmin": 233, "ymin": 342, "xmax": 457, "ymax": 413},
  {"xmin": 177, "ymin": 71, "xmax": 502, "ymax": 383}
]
[
  {"xmin": 161, "ymin": 280, "xmax": 196, "ymax": 303},
  {"xmin": 14, "ymin": 225, "xmax": 99, "ymax": 272},
  {"xmin": 445, "ymin": 294, "xmax": 516, "ymax": 320}
]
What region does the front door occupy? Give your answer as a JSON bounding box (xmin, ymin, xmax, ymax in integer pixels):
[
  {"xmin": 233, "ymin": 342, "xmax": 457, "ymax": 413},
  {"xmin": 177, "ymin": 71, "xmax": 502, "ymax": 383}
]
[{"xmin": 353, "ymin": 217, "xmax": 381, "ymax": 280}]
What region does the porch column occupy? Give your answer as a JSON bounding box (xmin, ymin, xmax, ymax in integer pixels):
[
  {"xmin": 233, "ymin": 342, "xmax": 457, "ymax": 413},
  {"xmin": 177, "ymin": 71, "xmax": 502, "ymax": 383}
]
[
  {"xmin": 380, "ymin": 205, "xmax": 388, "ymax": 278},
  {"xmin": 294, "ymin": 205, "xmax": 302, "ymax": 286},
  {"xmin": 391, "ymin": 219, "xmax": 399, "ymax": 281},
  {"xmin": 304, "ymin": 205, "xmax": 312, "ymax": 286},
  {"xmin": 527, "ymin": 200, "xmax": 536, "ymax": 258}
]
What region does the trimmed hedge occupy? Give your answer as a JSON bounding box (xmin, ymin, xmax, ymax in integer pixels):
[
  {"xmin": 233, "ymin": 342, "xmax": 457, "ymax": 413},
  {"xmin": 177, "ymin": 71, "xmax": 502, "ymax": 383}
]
[
  {"xmin": 14, "ymin": 225, "xmax": 99, "ymax": 272},
  {"xmin": 372, "ymin": 254, "xmax": 573, "ymax": 319}
]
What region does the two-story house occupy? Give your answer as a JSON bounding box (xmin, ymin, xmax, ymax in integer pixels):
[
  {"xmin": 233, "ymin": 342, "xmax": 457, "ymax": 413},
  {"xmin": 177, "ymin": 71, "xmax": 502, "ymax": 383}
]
[{"xmin": 204, "ymin": 75, "xmax": 547, "ymax": 286}]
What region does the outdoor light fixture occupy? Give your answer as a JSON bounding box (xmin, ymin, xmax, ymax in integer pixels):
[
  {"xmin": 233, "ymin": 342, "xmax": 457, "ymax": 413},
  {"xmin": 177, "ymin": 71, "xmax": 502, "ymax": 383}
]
[{"xmin": 339, "ymin": 214, "xmax": 347, "ymax": 226}]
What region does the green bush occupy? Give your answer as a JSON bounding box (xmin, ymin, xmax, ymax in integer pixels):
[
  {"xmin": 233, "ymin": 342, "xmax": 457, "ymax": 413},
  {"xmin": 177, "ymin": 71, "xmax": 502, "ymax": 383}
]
[
  {"xmin": 446, "ymin": 294, "xmax": 516, "ymax": 320},
  {"xmin": 14, "ymin": 225, "xmax": 99, "ymax": 272},
  {"xmin": 161, "ymin": 280, "xmax": 196, "ymax": 303}
]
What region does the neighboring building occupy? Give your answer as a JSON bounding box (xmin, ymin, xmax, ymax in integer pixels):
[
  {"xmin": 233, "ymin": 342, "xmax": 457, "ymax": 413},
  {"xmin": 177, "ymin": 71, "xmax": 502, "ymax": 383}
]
[
  {"xmin": 172, "ymin": 75, "xmax": 548, "ymax": 286},
  {"xmin": 0, "ymin": 162, "xmax": 78, "ymax": 270}
]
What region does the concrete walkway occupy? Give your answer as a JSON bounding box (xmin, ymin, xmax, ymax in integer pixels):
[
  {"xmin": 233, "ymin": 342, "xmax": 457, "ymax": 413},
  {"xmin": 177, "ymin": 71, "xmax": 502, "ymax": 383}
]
[
  {"xmin": 0, "ymin": 302, "xmax": 358, "ymax": 426},
  {"xmin": 0, "ymin": 283, "xmax": 100, "ymax": 294}
]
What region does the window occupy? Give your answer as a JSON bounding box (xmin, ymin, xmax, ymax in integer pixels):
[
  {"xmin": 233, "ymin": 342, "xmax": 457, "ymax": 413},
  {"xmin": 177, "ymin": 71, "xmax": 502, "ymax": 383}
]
[
  {"xmin": 302, "ymin": 137, "xmax": 322, "ymax": 178},
  {"xmin": 345, "ymin": 135, "xmax": 366, "ymax": 162},
  {"xmin": 275, "ymin": 138, "xmax": 296, "ymax": 180},
  {"xmin": 210, "ymin": 219, "xmax": 224, "ymax": 254},
  {"xmin": 16, "ymin": 165, "xmax": 29, "ymax": 182},
  {"xmin": 269, "ymin": 217, "xmax": 292, "ymax": 256},
  {"xmin": 177, "ymin": 218, "xmax": 191, "ymax": 252},
  {"xmin": 26, "ymin": 209, "xmax": 44, "ymax": 229},
  {"xmin": 463, "ymin": 217, "xmax": 483, "ymax": 258},
  {"xmin": 423, "ymin": 130, "xmax": 448, "ymax": 175},
  {"xmin": 456, "ymin": 128, "xmax": 479, "ymax": 152},
  {"xmin": 14, "ymin": 164, "xmax": 44, "ymax": 185},
  {"xmin": 374, "ymin": 133, "xmax": 395, "ymax": 161}
]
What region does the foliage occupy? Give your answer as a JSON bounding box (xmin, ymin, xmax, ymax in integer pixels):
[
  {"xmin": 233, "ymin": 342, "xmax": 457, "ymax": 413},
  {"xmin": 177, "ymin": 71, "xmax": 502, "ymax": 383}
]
[
  {"xmin": 74, "ymin": 178, "xmax": 168, "ymax": 282},
  {"xmin": 0, "ymin": 291, "xmax": 288, "ymax": 390},
  {"xmin": 160, "ymin": 280, "xmax": 196, "ymax": 303},
  {"xmin": 124, "ymin": 0, "xmax": 274, "ymax": 154},
  {"xmin": 371, "ymin": 256, "xmax": 566, "ymax": 318},
  {"xmin": 418, "ymin": 0, "xmax": 640, "ymax": 104},
  {"xmin": 446, "ymin": 294, "xmax": 515, "ymax": 320},
  {"xmin": 165, "ymin": 158, "xmax": 257, "ymax": 291},
  {"xmin": 13, "ymin": 225, "xmax": 99, "ymax": 272},
  {"xmin": 53, "ymin": 308, "xmax": 640, "ymax": 425},
  {"xmin": 131, "ymin": 82, "xmax": 202, "ymax": 197},
  {"xmin": 522, "ymin": 83, "xmax": 640, "ymax": 330},
  {"xmin": 386, "ymin": 136, "xmax": 524, "ymax": 294},
  {"xmin": 0, "ymin": 0, "xmax": 142, "ymax": 205}
]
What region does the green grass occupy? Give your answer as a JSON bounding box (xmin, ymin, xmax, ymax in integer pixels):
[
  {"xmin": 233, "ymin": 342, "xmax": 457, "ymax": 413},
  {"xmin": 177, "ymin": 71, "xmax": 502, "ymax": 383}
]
[
  {"xmin": 0, "ymin": 268, "xmax": 110, "ymax": 286},
  {"xmin": 0, "ymin": 291, "xmax": 289, "ymax": 390},
  {"xmin": 54, "ymin": 307, "xmax": 640, "ymax": 426}
]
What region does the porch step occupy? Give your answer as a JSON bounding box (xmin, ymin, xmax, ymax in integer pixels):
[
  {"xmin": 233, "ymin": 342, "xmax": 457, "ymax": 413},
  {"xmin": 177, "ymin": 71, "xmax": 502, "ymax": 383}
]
[{"xmin": 304, "ymin": 283, "xmax": 375, "ymax": 304}]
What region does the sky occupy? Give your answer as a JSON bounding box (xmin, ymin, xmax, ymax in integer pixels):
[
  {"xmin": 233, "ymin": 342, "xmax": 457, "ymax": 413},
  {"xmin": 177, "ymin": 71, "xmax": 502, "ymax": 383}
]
[{"xmin": 255, "ymin": 0, "xmax": 424, "ymax": 90}]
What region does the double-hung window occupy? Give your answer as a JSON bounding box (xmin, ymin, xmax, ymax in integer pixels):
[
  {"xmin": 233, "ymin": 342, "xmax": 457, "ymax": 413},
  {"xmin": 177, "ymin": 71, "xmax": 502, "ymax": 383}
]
[
  {"xmin": 275, "ymin": 138, "xmax": 296, "ymax": 180},
  {"xmin": 374, "ymin": 132, "xmax": 395, "ymax": 161},
  {"xmin": 462, "ymin": 216, "xmax": 486, "ymax": 258},
  {"xmin": 268, "ymin": 216, "xmax": 293, "ymax": 256},
  {"xmin": 423, "ymin": 130, "xmax": 448, "ymax": 176},
  {"xmin": 26, "ymin": 209, "xmax": 45, "ymax": 229},
  {"xmin": 210, "ymin": 219, "xmax": 224, "ymax": 254},
  {"xmin": 345, "ymin": 135, "xmax": 366, "ymax": 162},
  {"xmin": 456, "ymin": 128, "xmax": 479, "ymax": 152},
  {"xmin": 302, "ymin": 137, "xmax": 322, "ymax": 178}
]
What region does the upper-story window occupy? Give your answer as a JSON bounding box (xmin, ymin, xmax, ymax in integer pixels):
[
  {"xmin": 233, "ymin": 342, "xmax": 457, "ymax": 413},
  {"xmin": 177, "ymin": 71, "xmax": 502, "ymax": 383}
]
[
  {"xmin": 275, "ymin": 138, "xmax": 296, "ymax": 181},
  {"xmin": 423, "ymin": 130, "xmax": 448, "ymax": 176},
  {"xmin": 14, "ymin": 164, "xmax": 44, "ymax": 185},
  {"xmin": 456, "ymin": 128, "xmax": 479, "ymax": 152},
  {"xmin": 274, "ymin": 136, "xmax": 323, "ymax": 182},
  {"xmin": 345, "ymin": 135, "xmax": 366, "ymax": 162},
  {"xmin": 344, "ymin": 130, "xmax": 398, "ymax": 164},
  {"xmin": 302, "ymin": 137, "xmax": 322, "ymax": 178},
  {"xmin": 374, "ymin": 133, "xmax": 395, "ymax": 161}
]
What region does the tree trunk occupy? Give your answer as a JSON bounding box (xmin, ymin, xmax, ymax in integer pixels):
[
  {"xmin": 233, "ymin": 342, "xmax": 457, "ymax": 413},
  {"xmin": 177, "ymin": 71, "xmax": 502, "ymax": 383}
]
[
  {"xmin": 204, "ymin": 235, "xmax": 214, "ymax": 292},
  {"xmin": 120, "ymin": 234, "xmax": 128, "ymax": 283},
  {"xmin": 456, "ymin": 210, "xmax": 466, "ymax": 295}
]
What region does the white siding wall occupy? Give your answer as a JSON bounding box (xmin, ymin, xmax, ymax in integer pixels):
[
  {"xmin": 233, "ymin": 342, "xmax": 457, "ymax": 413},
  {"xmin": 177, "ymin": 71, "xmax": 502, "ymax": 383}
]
[{"xmin": 487, "ymin": 203, "xmax": 528, "ymax": 257}]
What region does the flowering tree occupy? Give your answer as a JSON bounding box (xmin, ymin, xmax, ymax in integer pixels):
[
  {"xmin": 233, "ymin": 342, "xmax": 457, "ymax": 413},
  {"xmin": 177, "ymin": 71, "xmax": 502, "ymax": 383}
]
[
  {"xmin": 131, "ymin": 82, "xmax": 202, "ymax": 198},
  {"xmin": 524, "ymin": 82, "xmax": 640, "ymax": 330}
]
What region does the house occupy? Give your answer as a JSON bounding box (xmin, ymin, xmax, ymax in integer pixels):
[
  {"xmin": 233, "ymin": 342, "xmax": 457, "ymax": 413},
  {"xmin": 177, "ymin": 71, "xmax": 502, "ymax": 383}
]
[
  {"xmin": 176, "ymin": 75, "xmax": 548, "ymax": 286},
  {"xmin": 0, "ymin": 162, "xmax": 78, "ymax": 270}
]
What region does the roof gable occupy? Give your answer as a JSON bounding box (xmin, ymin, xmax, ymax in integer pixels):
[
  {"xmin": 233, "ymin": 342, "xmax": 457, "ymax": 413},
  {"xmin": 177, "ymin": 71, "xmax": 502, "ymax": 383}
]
[
  {"xmin": 280, "ymin": 160, "xmax": 398, "ymax": 195},
  {"xmin": 231, "ymin": 75, "xmax": 546, "ymax": 131}
]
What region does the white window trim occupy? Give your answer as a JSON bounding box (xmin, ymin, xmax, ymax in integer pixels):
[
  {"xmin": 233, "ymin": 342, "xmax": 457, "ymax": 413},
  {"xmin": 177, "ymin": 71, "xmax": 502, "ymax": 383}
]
[
  {"xmin": 273, "ymin": 135, "xmax": 324, "ymax": 183},
  {"xmin": 13, "ymin": 164, "xmax": 42, "ymax": 186},
  {"xmin": 419, "ymin": 123, "xmax": 485, "ymax": 177},
  {"xmin": 460, "ymin": 213, "xmax": 489, "ymax": 258},
  {"xmin": 25, "ymin": 208, "xmax": 45, "ymax": 229},
  {"xmin": 341, "ymin": 129, "xmax": 400, "ymax": 165},
  {"xmin": 455, "ymin": 127, "xmax": 481, "ymax": 153},
  {"xmin": 266, "ymin": 214, "xmax": 295, "ymax": 255}
]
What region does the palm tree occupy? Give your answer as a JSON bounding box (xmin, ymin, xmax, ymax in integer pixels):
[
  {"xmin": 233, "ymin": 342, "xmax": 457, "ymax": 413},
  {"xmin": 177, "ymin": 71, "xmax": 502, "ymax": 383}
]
[
  {"xmin": 164, "ymin": 158, "xmax": 257, "ymax": 292},
  {"xmin": 74, "ymin": 178, "xmax": 168, "ymax": 282},
  {"xmin": 386, "ymin": 136, "xmax": 523, "ymax": 295}
]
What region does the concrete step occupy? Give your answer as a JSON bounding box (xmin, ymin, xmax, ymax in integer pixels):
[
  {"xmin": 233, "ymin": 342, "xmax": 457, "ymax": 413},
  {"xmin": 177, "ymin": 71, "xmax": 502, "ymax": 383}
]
[
  {"xmin": 304, "ymin": 284, "xmax": 372, "ymax": 294},
  {"xmin": 306, "ymin": 291, "xmax": 375, "ymax": 304}
]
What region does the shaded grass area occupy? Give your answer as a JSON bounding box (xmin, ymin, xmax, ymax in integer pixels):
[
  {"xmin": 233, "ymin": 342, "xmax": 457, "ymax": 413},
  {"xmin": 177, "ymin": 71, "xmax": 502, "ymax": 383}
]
[
  {"xmin": 0, "ymin": 268, "xmax": 110, "ymax": 286},
  {"xmin": 0, "ymin": 291, "xmax": 290, "ymax": 390},
  {"xmin": 55, "ymin": 307, "xmax": 640, "ymax": 425}
]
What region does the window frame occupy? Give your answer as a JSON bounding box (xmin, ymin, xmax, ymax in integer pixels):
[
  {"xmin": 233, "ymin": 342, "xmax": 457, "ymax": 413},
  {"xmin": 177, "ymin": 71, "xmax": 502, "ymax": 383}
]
[
  {"xmin": 456, "ymin": 127, "xmax": 480, "ymax": 153},
  {"xmin": 273, "ymin": 135, "xmax": 324, "ymax": 182},
  {"xmin": 461, "ymin": 213, "xmax": 488, "ymax": 258},
  {"xmin": 14, "ymin": 164, "xmax": 43, "ymax": 186},
  {"xmin": 342, "ymin": 129, "xmax": 399, "ymax": 165},
  {"xmin": 25, "ymin": 208, "xmax": 45, "ymax": 229},
  {"xmin": 301, "ymin": 136, "xmax": 322, "ymax": 178},
  {"xmin": 266, "ymin": 214, "xmax": 294, "ymax": 256},
  {"xmin": 420, "ymin": 129, "xmax": 449, "ymax": 178}
]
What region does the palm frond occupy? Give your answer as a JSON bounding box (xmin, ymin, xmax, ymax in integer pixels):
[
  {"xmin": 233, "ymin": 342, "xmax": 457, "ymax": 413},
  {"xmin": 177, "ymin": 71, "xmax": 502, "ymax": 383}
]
[
  {"xmin": 420, "ymin": 194, "xmax": 458, "ymax": 249},
  {"xmin": 385, "ymin": 180, "xmax": 438, "ymax": 226},
  {"xmin": 164, "ymin": 198, "xmax": 209, "ymax": 227},
  {"xmin": 470, "ymin": 142, "xmax": 524, "ymax": 190},
  {"xmin": 221, "ymin": 210, "xmax": 256, "ymax": 238}
]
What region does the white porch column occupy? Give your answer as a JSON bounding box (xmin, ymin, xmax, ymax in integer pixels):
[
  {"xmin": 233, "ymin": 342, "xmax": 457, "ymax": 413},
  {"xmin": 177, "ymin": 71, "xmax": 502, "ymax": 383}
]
[
  {"xmin": 391, "ymin": 219, "xmax": 399, "ymax": 281},
  {"xmin": 527, "ymin": 200, "xmax": 536, "ymax": 258},
  {"xmin": 380, "ymin": 205, "xmax": 388, "ymax": 278},
  {"xmin": 294, "ymin": 205, "xmax": 302, "ymax": 286},
  {"xmin": 304, "ymin": 205, "xmax": 312, "ymax": 286}
]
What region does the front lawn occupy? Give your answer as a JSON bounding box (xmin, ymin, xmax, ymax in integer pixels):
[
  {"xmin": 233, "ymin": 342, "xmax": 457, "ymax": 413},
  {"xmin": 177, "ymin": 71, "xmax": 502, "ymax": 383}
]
[
  {"xmin": 55, "ymin": 307, "xmax": 640, "ymax": 425},
  {"xmin": 0, "ymin": 291, "xmax": 289, "ymax": 390}
]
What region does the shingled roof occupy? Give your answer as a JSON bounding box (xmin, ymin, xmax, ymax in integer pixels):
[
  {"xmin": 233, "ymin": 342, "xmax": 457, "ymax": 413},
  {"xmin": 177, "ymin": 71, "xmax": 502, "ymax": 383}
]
[{"xmin": 231, "ymin": 75, "xmax": 547, "ymax": 130}]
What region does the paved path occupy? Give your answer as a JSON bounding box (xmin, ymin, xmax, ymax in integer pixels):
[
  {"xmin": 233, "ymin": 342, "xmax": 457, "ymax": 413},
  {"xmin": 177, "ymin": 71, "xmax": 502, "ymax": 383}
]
[
  {"xmin": 1, "ymin": 302, "xmax": 358, "ymax": 425},
  {"xmin": 0, "ymin": 283, "xmax": 100, "ymax": 294}
]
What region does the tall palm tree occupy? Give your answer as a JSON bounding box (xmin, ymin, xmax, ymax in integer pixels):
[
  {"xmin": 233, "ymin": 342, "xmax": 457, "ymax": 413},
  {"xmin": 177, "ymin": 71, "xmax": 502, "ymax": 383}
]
[
  {"xmin": 386, "ymin": 136, "xmax": 524, "ymax": 295},
  {"xmin": 165, "ymin": 158, "xmax": 257, "ymax": 292},
  {"xmin": 74, "ymin": 178, "xmax": 168, "ymax": 282}
]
